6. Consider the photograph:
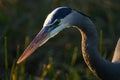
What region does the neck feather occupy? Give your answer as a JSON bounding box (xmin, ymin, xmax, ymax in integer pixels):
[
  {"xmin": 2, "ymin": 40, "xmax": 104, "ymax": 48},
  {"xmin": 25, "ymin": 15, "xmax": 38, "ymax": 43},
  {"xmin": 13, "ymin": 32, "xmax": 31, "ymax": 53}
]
[
  {"xmin": 74, "ymin": 16, "xmax": 120, "ymax": 80},
  {"xmin": 75, "ymin": 17, "xmax": 106, "ymax": 78}
]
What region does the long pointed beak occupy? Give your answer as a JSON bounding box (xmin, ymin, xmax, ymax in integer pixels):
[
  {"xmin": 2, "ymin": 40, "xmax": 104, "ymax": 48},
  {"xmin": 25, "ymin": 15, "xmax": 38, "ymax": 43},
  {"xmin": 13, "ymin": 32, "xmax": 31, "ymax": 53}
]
[{"xmin": 17, "ymin": 28, "xmax": 48, "ymax": 64}]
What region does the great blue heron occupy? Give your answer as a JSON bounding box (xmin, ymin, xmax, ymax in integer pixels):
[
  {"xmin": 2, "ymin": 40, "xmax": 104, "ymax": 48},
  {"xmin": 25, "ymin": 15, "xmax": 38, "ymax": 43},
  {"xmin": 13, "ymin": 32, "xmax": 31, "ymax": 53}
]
[{"xmin": 17, "ymin": 7, "xmax": 120, "ymax": 80}]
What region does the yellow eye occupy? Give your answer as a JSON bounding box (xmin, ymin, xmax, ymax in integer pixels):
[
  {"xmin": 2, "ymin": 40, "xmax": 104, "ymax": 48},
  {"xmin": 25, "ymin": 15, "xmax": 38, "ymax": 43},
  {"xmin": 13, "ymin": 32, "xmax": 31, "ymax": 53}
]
[{"xmin": 54, "ymin": 19, "xmax": 60, "ymax": 25}]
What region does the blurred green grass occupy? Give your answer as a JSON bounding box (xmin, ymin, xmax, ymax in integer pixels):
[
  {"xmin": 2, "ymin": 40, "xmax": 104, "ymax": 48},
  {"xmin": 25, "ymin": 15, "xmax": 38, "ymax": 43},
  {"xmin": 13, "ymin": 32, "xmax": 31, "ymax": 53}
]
[{"xmin": 0, "ymin": 0, "xmax": 120, "ymax": 80}]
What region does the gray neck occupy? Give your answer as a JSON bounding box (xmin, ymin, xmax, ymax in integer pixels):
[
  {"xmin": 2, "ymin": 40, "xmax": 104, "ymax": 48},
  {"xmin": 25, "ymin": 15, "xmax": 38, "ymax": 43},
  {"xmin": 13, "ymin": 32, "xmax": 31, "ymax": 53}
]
[
  {"xmin": 75, "ymin": 16, "xmax": 106, "ymax": 79},
  {"xmin": 72, "ymin": 13, "xmax": 120, "ymax": 80}
]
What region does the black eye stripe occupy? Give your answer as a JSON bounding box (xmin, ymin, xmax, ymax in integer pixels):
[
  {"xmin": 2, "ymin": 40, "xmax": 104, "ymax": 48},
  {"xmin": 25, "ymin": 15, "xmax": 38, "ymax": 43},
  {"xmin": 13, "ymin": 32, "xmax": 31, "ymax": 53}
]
[
  {"xmin": 54, "ymin": 19, "xmax": 61, "ymax": 25},
  {"xmin": 50, "ymin": 7, "xmax": 72, "ymax": 24},
  {"xmin": 47, "ymin": 20, "xmax": 59, "ymax": 32},
  {"xmin": 47, "ymin": 25, "xmax": 58, "ymax": 32}
]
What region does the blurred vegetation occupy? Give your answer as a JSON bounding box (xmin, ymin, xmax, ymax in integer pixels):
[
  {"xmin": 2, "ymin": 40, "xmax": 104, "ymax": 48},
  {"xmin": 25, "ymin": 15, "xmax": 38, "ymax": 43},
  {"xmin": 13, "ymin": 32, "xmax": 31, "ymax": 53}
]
[{"xmin": 0, "ymin": 0, "xmax": 120, "ymax": 80}]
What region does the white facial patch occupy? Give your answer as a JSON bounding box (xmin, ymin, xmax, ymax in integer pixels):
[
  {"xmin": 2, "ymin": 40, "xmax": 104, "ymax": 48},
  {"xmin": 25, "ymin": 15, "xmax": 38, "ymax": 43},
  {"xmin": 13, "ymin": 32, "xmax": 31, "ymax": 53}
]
[
  {"xmin": 43, "ymin": 8, "xmax": 61, "ymax": 27},
  {"xmin": 49, "ymin": 23, "xmax": 68, "ymax": 38},
  {"xmin": 43, "ymin": 10, "xmax": 75, "ymax": 38},
  {"xmin": 48, "ymin": 12, "xmax": 74, "ymax": 38},
  {"xmin": 43, "ymin": 13, "xmax": 52, "ymax": 27}
]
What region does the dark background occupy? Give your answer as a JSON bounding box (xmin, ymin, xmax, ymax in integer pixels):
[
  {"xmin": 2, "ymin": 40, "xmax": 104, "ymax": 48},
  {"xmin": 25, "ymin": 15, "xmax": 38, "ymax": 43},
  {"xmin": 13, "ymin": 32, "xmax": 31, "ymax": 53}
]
[{"xmin": 0, "ymin": 0, "xmax": 120, "ymax": 80}]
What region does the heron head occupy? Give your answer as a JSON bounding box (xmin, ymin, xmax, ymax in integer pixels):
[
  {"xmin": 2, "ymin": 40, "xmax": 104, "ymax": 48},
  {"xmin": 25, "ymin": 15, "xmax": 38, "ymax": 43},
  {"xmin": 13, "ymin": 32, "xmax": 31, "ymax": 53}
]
[
  {"xmin": 17, "ymin": 7, "xmax": 76, "ymax": 64},
  {"xmin": 44, "ymin": 7, "xmax": 76, "ymax": 37}
]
